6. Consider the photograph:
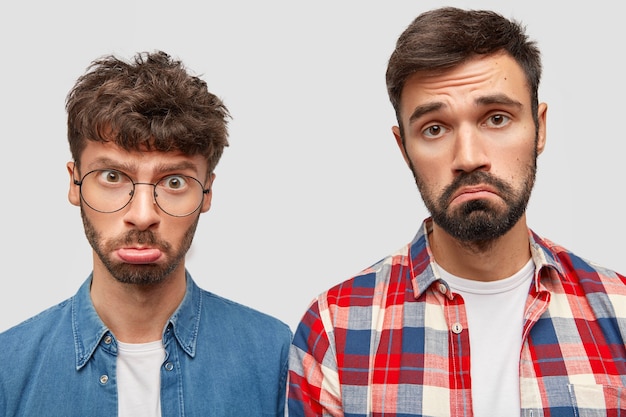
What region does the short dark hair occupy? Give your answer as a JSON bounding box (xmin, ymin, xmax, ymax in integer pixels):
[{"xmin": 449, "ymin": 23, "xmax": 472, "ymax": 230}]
[
  {"xmin": 386, "ymin": 7, "xmax": 541, "ymax": 126},
  {"xmin": 66, "ymin": 50, "xmax": 230, "ymax": 174}
]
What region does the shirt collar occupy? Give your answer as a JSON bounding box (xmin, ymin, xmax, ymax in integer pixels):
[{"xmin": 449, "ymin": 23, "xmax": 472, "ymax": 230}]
[
  {"xmin": 408, "ymin": 218, "xmax": 564, "ymax": 299},
  {"xmin": 71, "ymin": 271, "xmax": 201, "ymax": 369}
]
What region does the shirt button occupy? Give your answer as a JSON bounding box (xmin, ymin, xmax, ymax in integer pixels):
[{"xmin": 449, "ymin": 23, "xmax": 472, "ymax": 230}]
[
  {"xmin": 99, "ymin": 375, "xmax": 109, "ymax": 384},
  {"xmin": 438, "ymin": 283, "xmax": 447, "ymax": 294},
  {"xmin": 451, "ymin": 323, "xmax": 463, "ymax": 334},
  {"xmin": 103, "ymin": 335, "xmax": 112, "ymax": 344},
  {"xmin": 164, "ymin": 362, "xmax": 174, "ymax": 371}
]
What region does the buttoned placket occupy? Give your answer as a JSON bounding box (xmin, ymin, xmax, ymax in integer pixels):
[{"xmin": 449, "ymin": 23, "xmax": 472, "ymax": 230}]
[
  {"xmin": 159, "ymin": 323, "xmax": 184, "ymax": 416},
  {"xmin": 436, "ymin": 280, "xmax": 473, "ymax": 416}
]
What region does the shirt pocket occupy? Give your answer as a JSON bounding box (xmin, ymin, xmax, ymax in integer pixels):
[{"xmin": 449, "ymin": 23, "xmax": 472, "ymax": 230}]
[{"xmin": 568, "ymin": 383, "xmax": 625, "ymax": 415}]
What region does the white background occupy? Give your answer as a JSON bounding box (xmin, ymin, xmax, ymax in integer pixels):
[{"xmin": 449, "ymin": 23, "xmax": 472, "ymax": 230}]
[{"xmin": 1, "ymin": 0, "xmax": 624, "ymax": 332}]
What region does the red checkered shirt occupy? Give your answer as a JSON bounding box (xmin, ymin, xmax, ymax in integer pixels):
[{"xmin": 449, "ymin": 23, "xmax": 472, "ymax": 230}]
[{"xmin": 288, "ymin": 218, "xmax": 626, "ymax": 416}]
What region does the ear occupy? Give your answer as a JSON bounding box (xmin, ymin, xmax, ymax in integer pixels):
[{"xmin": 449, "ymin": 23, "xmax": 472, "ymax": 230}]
[
  {"xmin": 67, "ymin": 161, "xmax": 81, "ymax": 207},
  {"xmin": 392, "ymin": 125, "xmax": 411, "ymax": 167},
  {"xmin": 536, "ymin": 102, "xmax": 548, "ymax": 155},
  {"xmin": 200, "ymin": 173, "xmax": 216, "ymax": 213}
]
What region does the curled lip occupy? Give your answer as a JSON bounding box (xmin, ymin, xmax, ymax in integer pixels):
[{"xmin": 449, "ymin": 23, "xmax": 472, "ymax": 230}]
[
  {"xmin": 450, "ymin": 184, "xmax": 499, "ymax": 202},
  {"xmin": 116, "ymin": 246, "xmax": 162, "ymax": 264}
]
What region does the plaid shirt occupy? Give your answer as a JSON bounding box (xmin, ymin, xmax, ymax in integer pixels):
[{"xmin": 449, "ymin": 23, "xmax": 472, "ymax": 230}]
[{"xmin": 288, "ymin": 218, "xmax": 626, "ymax": 416}]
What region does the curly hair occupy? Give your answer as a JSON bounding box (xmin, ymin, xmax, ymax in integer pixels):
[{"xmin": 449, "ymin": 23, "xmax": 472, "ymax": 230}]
[
  {"xmin": 66, "ymin": 50, "xmax": 230, "ymax": 174},
  {"xmin": 386, "ymin": 7, "xmax": 542, "ymax": 128}
]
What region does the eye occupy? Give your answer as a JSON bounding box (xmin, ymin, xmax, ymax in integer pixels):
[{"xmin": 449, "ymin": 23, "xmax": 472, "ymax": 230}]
[
  {"xmin": 485, "ymin": 113, "xmax": 511, "ymax": 128},
  {"xmin": 161, "ymin": 175, "xmax": 188, "ymax": 191},
  {"xmin": 422, "ymin": 124, "xmax": 448, "ymax": 139},
  {"xmin": 98, "ymin": 170, "xmax": 125, "ymax": 184}
]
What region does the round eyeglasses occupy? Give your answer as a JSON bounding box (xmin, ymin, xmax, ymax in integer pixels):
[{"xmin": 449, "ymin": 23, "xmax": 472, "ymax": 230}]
[{"xmin": 74, "ymin": 169, "xmax": 210, "ymax": 217}]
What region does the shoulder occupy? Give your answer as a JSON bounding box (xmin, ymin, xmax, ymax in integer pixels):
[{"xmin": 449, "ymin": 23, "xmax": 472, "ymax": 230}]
[
  {"xmin": 295, "ymin": 245, "xmax": 412, "ymax": 341},
  {"xmin": 199, "ymin": 289, "xmax": 292, "ymax": 340},
  {"xmin": 0, "ymin": 298, "xmax": 72, "ymax": 342},
  {"xmin": 0, "ymin": 298, "xmax": 75, "ymax": 371},
  {"xmin": 318, "ymin": 245, "xmax": 411, "ymax": 308},
  {"xmin": 532, "ymin": 232, "xmax": 626, "ymax": 287}
]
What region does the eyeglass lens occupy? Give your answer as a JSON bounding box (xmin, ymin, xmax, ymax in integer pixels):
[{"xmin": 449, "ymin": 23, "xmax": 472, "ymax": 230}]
[{"xmin": 79, "ymin": 170, "xmax": 205, "ymax": 217}]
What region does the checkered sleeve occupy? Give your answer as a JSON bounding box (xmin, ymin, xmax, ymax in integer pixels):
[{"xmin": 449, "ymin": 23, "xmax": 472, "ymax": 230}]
[{"xmin": 289, "ymin": 299, "xmax": 344, "ymax": 417}]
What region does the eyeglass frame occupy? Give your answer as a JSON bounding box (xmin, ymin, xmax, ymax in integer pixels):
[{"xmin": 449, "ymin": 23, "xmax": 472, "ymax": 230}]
[{"xmin": 72, "ymin": 168, "xmax": 211, "ymax": 217}]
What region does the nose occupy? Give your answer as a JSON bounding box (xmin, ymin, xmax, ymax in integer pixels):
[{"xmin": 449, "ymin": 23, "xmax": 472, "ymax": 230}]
[
  {"xmin": 123, "ymin": 183, "xmax": 160, "ymax": 230},
  {"xmin": 451, "ymin": 125, "xmax": 491, "ymax": 174}
]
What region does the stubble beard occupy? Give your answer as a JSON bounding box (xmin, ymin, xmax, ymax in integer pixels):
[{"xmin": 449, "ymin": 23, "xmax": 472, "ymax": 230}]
[{"xmin": 80, "ymin": 209, "xmax": 199, "ymax": 285}]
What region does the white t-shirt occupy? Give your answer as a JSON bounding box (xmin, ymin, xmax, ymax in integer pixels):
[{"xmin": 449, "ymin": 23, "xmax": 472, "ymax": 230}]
[
  {"xmin": 439, "ymin": 259, "xmax": 534, "ymax": 417},
  {"xmin": 117, "ymin": 340, "xmax": 165, "ymax": 417}
]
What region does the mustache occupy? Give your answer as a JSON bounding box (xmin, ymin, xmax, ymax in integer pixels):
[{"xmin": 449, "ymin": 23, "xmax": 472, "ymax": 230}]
[
  {"xmin": 439, "ymin": 171, "xmax": 514, "ymax": 205},
  {"xmin": 112, "ymin": 230, "xmax": 170, "ymax": 250}
]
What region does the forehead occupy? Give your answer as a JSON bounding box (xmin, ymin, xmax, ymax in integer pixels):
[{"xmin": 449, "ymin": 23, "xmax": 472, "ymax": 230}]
[
  {"xmin": 78, "ymin": 140, "xmax": 209, "ymax": 177},
  {"xmin": 399, "ymin": 53, "xmax": 530, "ymax": 116}
]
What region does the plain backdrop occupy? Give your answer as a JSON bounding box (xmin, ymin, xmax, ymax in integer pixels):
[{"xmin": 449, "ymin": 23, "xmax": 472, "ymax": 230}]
[{"xmin": 1, "ymin": 0, "xmax": 624, "ymax": 333}]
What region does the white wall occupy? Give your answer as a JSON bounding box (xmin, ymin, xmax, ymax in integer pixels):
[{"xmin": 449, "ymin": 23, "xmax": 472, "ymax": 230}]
[{"xmin": 1, "ymin": 0, "xmax": 624, "ymax": 332}]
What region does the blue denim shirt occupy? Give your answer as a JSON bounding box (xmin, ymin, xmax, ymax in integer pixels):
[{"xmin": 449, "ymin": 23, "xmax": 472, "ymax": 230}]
[{"xmin": 0, "ymin": 272, "xmax": 292, "ymax": 416}]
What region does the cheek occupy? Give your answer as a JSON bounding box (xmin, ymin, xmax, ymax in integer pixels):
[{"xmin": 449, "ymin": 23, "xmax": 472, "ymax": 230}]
[
  {"xmin": 162, "ymin": 218, "xmax": 198, "ymax": 239},
  {"xmin": 407, "ymin": 148, "xmax": 450, "ymax": 188},
  {"xmin": 495, "ymin": 145, "xmax": 535, "ymax": 179},
  {"xmin": 84, "ymin": 213, "xmax": 123, "ymax": 238},
  {"xmin": 404, "ymin": 135, "xmax": 452, "ymax": 169},
  {"xmin": 411, "ymin": 164, "xmax": 449, "ymax": 202}
]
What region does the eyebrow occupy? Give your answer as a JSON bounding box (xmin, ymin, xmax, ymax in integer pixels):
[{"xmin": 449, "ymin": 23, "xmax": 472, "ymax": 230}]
[
  {"xmin": 86, "ymin": 157, "xmax": 132, "ymax": 172},
  {"xmin": 476, "ymin": 94, "xmax": 523, "ymax": 108},
  {"xmin": 154, "ymin": 161, "xmax": 199, "ymax": 173},
  {"xmin": 408, "ymin": 102, "xmax": 444, "ymax": 124},
  {"xmin": 407, "ymin": 93, "xmax": 524, "ymax": 124},
  {"xmin": 86, "ymin": 157, "xmax": 200, "ymax": 176}
]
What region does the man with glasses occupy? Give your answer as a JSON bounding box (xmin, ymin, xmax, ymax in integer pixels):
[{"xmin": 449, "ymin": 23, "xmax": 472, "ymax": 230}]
[{"xmin": 0, "ymin": 51, "xmax": 291, "ymax": 417}]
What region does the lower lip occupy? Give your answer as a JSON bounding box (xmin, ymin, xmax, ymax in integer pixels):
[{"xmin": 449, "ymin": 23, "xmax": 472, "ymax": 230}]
[
  {"xmin": 116, "ymin": 248, "xmax": 162, "ymax": 264},
  {"xmin": 451, "ymin": 190, "xmax": 497, "ymax": 205}
]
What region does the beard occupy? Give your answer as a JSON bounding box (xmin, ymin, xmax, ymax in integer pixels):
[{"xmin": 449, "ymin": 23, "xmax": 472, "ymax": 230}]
[
  {"xmin": 81, "ymin": 209, "xmax": 199, "ymax": 285},
  {"xmin": 412, "ymin": 159, "xmax": 536, "ymax": 244}
]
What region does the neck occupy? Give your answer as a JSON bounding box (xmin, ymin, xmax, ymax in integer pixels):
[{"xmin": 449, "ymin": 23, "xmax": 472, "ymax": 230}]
[
  {"xmin": 428, "ymin": 215, "xmax": 531, "ymax": 282},
  {"xmin": 89, "ymin": 261, "xmax": 187, "ymax": 343}
]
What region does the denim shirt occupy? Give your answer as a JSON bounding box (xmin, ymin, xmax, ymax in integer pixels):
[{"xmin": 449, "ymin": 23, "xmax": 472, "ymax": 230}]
[{"xmin": 0, "ymin": 271, "xmax": 292, "ymax": 416}]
